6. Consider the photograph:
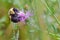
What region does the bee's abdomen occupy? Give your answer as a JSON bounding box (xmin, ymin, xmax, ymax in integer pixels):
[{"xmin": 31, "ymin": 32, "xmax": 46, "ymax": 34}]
[
  {"xmin": 11, "ymin": 16, "xmax": 20, "ymax": 23},
  {"xmin": 10, "ymin": 14, "xmax": 20, "ymax": 23}
]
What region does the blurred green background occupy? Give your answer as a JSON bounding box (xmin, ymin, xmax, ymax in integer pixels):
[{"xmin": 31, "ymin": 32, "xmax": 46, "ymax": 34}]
[{"xmin": 0, "ymin": 0, "xmax": 60, "ymax": 40}]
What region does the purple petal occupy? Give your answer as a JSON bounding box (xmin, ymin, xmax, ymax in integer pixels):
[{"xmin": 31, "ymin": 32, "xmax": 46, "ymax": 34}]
[
  {"xmin": 18, "ymin": 11, "xmax": 25, "ymax": 17},
  {"xmin": 17, "ymin": 11, "xmax": 26, "ymax": 21},
  {"xmin": 25, "ymin": 11, "xmax": 32, "ymax": 19},
  {"xmin": 17, "ymin": 10, "xmax": 32, "ymax": 22}
]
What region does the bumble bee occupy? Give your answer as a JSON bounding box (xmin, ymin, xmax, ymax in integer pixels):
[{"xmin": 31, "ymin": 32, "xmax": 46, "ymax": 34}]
[{"xmin": 8, "ymin": 8, "xmax": 20, "ymax": 23}]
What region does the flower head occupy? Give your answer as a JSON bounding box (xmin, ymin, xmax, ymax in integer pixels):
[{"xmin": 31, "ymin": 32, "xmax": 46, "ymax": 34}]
[{"xmin": 17, "ymin": 10, "xmax": 31, "ymax": 22}]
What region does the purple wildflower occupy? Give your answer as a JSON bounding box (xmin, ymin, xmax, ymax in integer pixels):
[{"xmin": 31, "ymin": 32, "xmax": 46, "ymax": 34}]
[{"xmin": 17, "ymin": 11, "xmax": 31, "ymax": 22}]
